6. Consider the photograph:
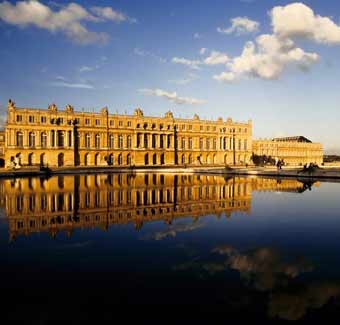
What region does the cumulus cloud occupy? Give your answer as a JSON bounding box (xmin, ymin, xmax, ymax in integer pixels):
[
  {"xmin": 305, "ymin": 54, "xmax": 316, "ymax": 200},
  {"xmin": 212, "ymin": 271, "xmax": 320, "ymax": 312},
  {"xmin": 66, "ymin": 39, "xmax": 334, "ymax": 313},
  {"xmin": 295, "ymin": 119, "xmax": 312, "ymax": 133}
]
[
  {"xmin": 217, "ymin": 16, "xmax": 260, "ymax": 35},
  {"xmin": 139, "ymin": 88, "xmax": 206, "ymax": 105},
  {"xmin": 91, "ymin": 6, "xmax": 135, "ymax": 23},
  {"xmin": 0, "ymin": 0, "xmax": 134, "ymax": 45},
  {"xmin": 204, "ymin": 51, "xmax": 229, "ymax": 65},
  {"xmin": 271, "ymin": 2, "xmax": 340, "ymax": 45},
  {"xmin": 213, "ymin": 3, "xmax": 333, "ymax": 83},
  {"xmin": 214, "ymin": 34, "xmax": 319, "ymax": 82}
]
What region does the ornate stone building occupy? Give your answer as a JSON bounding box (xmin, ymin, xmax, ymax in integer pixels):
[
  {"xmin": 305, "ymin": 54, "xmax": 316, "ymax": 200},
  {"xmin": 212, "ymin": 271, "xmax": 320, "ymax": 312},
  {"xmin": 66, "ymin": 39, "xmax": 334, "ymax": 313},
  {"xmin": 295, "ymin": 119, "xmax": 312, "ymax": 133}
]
[
  {"xmin": 252, "ymin": 136, "xmax": 323, "ymax": 166},
  {"xmin": 4, "ymin": 100, "xmax": 252, "ymax": 167},
  {"xmin": 0, "ymin": 174, "xmax": 318, "ymax": 241}
]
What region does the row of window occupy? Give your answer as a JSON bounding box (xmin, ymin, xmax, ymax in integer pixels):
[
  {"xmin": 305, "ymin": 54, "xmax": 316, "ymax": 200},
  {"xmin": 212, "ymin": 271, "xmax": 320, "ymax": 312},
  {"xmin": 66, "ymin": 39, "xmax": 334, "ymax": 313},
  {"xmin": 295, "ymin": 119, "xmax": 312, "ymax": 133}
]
[
  {"xmin": 15, "ymin": 115, "xmax": 248, "ymax": 133},
  {"xmin": 16, "ymin": 131, "xmax": 72, "ymax": 148}
]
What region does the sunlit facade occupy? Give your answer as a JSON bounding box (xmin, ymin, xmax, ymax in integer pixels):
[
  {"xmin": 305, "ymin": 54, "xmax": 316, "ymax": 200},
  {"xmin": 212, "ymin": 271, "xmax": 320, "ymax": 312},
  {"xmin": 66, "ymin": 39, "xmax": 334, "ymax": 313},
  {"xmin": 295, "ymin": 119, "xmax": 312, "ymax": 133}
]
[
  {"xmin": 252, "ymin": 137, "xmax": 323, "ymax": 165},
  {"xmin": 4, "ymin": 100, "xmax": 253, "ymax": 167}
]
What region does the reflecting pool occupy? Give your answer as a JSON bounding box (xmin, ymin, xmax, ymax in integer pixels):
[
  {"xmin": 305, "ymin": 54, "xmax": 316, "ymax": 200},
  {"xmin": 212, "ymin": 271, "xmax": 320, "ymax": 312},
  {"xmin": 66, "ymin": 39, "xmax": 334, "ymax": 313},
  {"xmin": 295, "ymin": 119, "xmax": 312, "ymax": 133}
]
[{"xmin": 1, "ymin": 174, "xmax": 340, "ymax": 323}]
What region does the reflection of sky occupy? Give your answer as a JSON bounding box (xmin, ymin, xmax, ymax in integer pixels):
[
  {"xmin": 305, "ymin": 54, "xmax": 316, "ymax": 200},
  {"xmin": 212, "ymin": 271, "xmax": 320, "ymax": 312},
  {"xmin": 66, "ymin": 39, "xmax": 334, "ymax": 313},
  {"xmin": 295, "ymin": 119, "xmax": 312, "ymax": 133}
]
[{"xmin": 1, "ymin": 179, "xmax": 340, "ymax": 320}]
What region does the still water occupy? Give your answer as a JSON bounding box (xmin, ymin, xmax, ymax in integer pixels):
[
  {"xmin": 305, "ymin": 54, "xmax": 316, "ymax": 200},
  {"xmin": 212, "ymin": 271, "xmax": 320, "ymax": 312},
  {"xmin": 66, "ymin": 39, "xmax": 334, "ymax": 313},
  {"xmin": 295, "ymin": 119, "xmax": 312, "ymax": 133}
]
[{"xmin": 1, "ymin": 173, "xmax": 340, "ymax": 323}]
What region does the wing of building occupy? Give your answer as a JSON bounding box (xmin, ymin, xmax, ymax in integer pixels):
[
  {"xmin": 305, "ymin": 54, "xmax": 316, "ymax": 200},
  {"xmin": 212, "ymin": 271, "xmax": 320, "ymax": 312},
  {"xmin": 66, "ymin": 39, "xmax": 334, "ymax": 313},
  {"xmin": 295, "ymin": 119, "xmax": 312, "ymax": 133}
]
[
  {"xmin": 4, "ymin": 100, "xmax": 252, "ymax": 168},
  {"xmin": 252, "ymin": 136, "xmax": 323, "ymax": 165}
]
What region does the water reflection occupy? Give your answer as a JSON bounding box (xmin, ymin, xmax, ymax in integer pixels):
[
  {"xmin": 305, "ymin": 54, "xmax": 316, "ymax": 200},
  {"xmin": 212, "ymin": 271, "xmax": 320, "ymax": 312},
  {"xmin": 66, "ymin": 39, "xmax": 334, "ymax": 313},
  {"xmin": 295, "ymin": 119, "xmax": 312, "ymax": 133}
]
[{"xmin": 0, "ymin": 174, "xmax": 319, "ymax": 241}]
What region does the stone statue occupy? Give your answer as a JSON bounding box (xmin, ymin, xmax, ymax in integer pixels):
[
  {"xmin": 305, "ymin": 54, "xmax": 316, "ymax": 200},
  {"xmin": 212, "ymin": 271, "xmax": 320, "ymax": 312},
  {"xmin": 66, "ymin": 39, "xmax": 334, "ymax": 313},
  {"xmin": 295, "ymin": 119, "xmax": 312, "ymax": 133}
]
[
  {"xmin": 101, "ymin": 107, "xmax": 108, "ymax": 115},
  {"xmin": 134, "ymin": 108, "xmax": 144, "ymax": 117},
  {"xmin": 165, "ymin": 111, "xmax": 173, "ymax": 119},
  {"xmin": 48, "ymin": 103, "xmax": 58, "ymax": 112},
  {"xmin": 8, "ymin": 99, "xmax": 15, "ymax": 110},
  {"xmin": 193, "ymin": 114, "xmax": 199, "ymax": 120},
  {"xmin": 65, "ymin": 104, "xmax": 74, "ymax": 113}
]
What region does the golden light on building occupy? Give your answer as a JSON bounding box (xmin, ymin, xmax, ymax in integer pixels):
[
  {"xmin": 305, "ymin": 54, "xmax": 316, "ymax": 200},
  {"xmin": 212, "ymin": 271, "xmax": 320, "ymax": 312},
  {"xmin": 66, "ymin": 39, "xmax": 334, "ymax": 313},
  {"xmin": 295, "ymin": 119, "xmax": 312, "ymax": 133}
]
[{"xmin": 4, "ymin": 99, "xmax": 252, "ymax": 168}]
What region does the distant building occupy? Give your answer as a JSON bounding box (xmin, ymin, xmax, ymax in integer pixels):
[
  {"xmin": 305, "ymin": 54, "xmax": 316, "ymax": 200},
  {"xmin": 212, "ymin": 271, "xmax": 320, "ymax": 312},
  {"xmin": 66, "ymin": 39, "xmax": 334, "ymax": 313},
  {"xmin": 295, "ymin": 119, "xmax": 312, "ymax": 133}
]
[
  {"xmin": 4, "ymin": 99, "xmax": 252, "ymax": 167},
  {"xmin": 252, "ymin": 136, "xmax": 323, "ymax": 166}
]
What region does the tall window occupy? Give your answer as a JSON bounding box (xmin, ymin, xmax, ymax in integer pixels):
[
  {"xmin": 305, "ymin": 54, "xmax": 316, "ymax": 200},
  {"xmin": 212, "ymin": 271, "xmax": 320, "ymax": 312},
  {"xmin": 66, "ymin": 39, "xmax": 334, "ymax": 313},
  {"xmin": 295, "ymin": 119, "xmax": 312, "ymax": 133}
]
[
  {"xmin": 57, "ymin": 131, "xmax": 64, "ymax": 147},
  {"xmin": 189, "ymin": 138, "xmax": 192, "ymax": 149},
  {"xmin": 152, "ymin": 134, "xmax": 156, "ymax": 148},
  {"xmin": 118, "ymin": 135, "xmax": 123, "ymax": 149},
  {"xmin": 95, "ymin": 134, "xmax": 100, "ymax": 149},
  {"xmin": 127, "ymin": 135, "xmax": 132, "ymax": 148},
  {"xmin": 51, "ymin": 130, "xmax": 55, "ymax": 147},
  {"xmin": 68, "ymin": 131, "xmax": 72, "ymax": 147},
  {"xmin": 29, "ymin": 116, "xmax": 34, "ymax": 123},
  {"xmin": 238, "ymin": 139, "xmax": 242, "ymax": 150},
  {"xmin": 144, "ymin": 134, "xmax": 148, "ymax": 148},
  {"xmin": 40, "ymin": 132, "xmax": 47, "ymax": 148},
  {"xmin": 206, "ymin": 138, "xmax": 210, "ymax": 150},
  {"xmin": 85, "ymin": 133, "xmax": 91, "ymax": 148},
  {"xmin": 29, "ymin": 132, "xmax": 35, "ymax": 147},
  {"xmin": 109, "ymin": 134, "xmax": 114, "ymax": 148},
  {"xmin": 160, "ymin": 135, "xmax": 163, "ymax": 148},
  {"xmin": 213, "ymin": 138, "xmax": 217, "ymax": 150},
  {"xmin": 244, "ymin": 139, "xmax": 247, "ymax": 151},
  {"xmin": 181, "ymin": 138, "xmax": 185, "ymax": 149},
  {"xmin": 199, "ymin": 138, "xmax": 203, "ymax": 150}
]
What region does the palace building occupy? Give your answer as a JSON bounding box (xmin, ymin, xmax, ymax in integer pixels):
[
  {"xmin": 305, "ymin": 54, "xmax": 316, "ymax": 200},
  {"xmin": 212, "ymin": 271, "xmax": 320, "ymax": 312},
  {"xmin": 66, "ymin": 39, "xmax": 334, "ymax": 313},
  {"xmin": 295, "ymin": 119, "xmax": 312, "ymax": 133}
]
[
  {"xmin": 4, "ymin": 99, "xmax": 252, "ymax": 168},
  {"xmin": 252, "ymin": 136, "xmax": 323, "ymax": 166}
]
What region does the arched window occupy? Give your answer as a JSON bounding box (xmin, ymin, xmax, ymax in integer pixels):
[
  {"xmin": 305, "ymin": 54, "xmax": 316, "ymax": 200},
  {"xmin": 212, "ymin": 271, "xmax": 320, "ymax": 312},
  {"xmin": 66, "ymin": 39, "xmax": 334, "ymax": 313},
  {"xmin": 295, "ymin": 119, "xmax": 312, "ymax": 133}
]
[
  {"xmin": 127, "ymin": 154, "xmax": 131, "ymax": 165},
  {"xmin": 16, "ymin": 131, "xmax": 23, "ymax": 147},
  {"xmin": 85, "ymin": 133, "xmax": 91, "ymax": 148},
  {"xmin": 40, "ymin": 132, "xmax": 47, "ymax": 148},
  {"xmin": 188, "ymin": 154, "xmax": 192, "ymax": 164},
  {"xmin": 144, "ymin": 153, "xmax": 149, "ymax": 165},
  {"xmin": 152, "ymin": 134, "xmax": 156, "ymax": 148},
  {"xmin": 206, "ymin": 138, "xmax": 210, "ymax": 150},
  {"xmin": 181, "ymin": 154, "xmax": 185, "ymax": 164},
  {"xmin": 118, "ymin": 154, "xmax": 122, "ymax": 165},
  {"xmin": 127, "ymin": 135, "xmax": 132, "ymax": 149},
  {"xmin": 188, "ymin": 138, "xmax": 192, "ymax": 149},
  {"xmin": 95, "ymin": 153, "xmax": 100, "ymax": 166},
  {"xmin": 95, "ymin": 134, "xmax": 100, "ymax": 149},
  {"xmin": 29, "ymin": 132, "xmax": 35, "ymax": 147},
  {"xmin": 160, "ymin": 153, "xmax": 165, "ymax": 165},
  {"xmin": 28, "ymin": 153, "xmax": 34, "ymax": 166},
  {"xmin": 152, "ymin": 153, "xmax": 157, "ymax": 165},
  {"xmin": 84, "ymin": 153, "xmax": 89, "ymax": 166},
  {"xmin": 181, "ymin": 138, "xmax": 185, "ymax": 149},
  {"xmin": 213, "ymin": 138, "xmax": 217, "ymax": 150},
  {"xmin": 144, "ymin": 134, "xmax": 148, "ymax": 148},
  {"xmin": 109, "ymin": 135, "xmax": 114, "ymax": 148},
  {"xmin": 199, "ymin": 138, "xmax": 203, "ymax": 150},
  {"xmin": 58, "ymin": 153, "xmax": 64, "ymax": 167}
]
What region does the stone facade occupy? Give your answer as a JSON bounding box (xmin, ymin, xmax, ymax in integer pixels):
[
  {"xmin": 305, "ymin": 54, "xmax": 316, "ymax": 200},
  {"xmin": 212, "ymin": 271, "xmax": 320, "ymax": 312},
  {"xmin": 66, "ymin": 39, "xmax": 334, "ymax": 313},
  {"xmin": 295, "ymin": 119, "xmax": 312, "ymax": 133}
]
[
  {"xmin": 252, "ymin": 136, "xmax": 323, "ymax": 166},
  {"xmin": 0, "ymin": 174, "xmax": 317, "ymax": 241},
  {"xmin": 4, "ymin": 100, "xmax": 252, "ymax": 168}
]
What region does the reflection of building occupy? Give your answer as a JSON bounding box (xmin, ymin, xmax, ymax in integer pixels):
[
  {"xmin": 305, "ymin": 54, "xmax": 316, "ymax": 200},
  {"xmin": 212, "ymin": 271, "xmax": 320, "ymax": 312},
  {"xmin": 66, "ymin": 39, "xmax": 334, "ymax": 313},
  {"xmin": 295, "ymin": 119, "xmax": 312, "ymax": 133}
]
[
  {"xmin": 252, "ymin": 136, "xmax": 323, "ymax": 166},
  {"xmin": 251, "ymin": 178, "xmax": 319, "ymax": 193},
  {"xmin": 3, "ymin": 174, "xmax": 252, "ymax": 240},
  {"xmin": 0, "ymin": 130, "xmax": 5, "ymax": 167},
  {"xmin": 4, "ymin": 99, "xmax": 252, "ymax": 167},
  {"xmin": 0, "ymin": 174, "xmax": 318, "ymax": 241}
]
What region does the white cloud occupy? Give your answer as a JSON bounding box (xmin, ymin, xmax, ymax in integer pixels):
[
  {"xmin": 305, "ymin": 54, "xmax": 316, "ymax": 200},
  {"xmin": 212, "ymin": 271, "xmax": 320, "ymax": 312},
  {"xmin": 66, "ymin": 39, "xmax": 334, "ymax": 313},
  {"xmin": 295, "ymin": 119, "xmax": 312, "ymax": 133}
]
[
  {"xmin": 194, "ymin": 32, "xmax": 201, "ymax": 39},
  {"xmin": 51, "ymin": 81, "xmax": 94, "ymax": 89},
  {"xmin": 91, "ymin": 6, "xmax": 135, "ymax": 23},
  {"xmin": 79, "ymin": 66, "xmax": 93, "ymax": 73},
  {"xmin": 139, "ymin": 88, "xmax": 206, "ymax": 105},
  {"xmin": 134, "ymin": 48, "xmax": 166, "ymax": 63},
  {"xmin": 199, "ymin": 48, "xmax": 207, "ymax": 55},
  {"xmin": 217, "ymin": 16, "xmax": 260, "ymax": 35},
  {"xmin": 204, "ymin": 51, "xmax": 229, "ymax": 65},
  {"xmin": 169, "ymin": 73, "xmax": 199, "ymax": 85},
  {"xmin": 172, "ymin": 57, "xmax": 202, "ymax": 70},
  {"xmin": 0, "ymin": 0, "xmax": 134, "ymax": 45},
  {"xmin": 270, "ymin": 2, "xmax": 340, "ymax": 45},
  {"xmin": 214, "ymin": 34, "xmax": 319, "ymax": 82}
]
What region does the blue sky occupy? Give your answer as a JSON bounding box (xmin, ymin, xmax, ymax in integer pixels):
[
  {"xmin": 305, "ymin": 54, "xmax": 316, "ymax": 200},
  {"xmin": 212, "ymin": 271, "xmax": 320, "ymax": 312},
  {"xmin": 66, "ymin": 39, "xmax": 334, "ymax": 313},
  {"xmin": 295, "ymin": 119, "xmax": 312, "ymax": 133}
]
[{"xmin": 0, "ymin": 0, "xmax": 340, "ymax": 153}]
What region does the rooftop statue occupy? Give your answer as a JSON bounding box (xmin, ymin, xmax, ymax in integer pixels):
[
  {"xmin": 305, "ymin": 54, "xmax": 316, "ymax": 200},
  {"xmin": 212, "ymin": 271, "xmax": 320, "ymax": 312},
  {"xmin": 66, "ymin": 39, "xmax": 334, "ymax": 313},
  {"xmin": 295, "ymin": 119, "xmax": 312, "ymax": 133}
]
[
  {"xmin": 134, "ymin": 108, "xmax": 144, "ymax": 117},
  {"xmin": 165, "ymin": 111, "xmax": 173, "ymax": 119},
  {"xmin": 101, "ymin": 107, "xmax": 108, "ymax": 115},
  {"xmin": 48, "ymin": 103, "xmax": 58, "ymax": 112},
  {"xmin": 65, "ymin": 104, "xmax": 74, "ymax": 113},
  {"xmin": 193, "ymin": 113, "xmax": 199, "ymax": 120},
  {"xmin": 8, "ymin": 99, "xmax": 15, "ymax": 110}
]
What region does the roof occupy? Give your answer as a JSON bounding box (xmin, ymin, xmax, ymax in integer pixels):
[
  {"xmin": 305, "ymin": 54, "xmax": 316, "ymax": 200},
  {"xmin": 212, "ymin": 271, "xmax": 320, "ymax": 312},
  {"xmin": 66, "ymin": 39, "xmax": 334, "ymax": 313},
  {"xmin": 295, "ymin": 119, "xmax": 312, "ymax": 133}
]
[{"xmin": 272, "ymin": 136, "xmax": 312, "ymax": 143}]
